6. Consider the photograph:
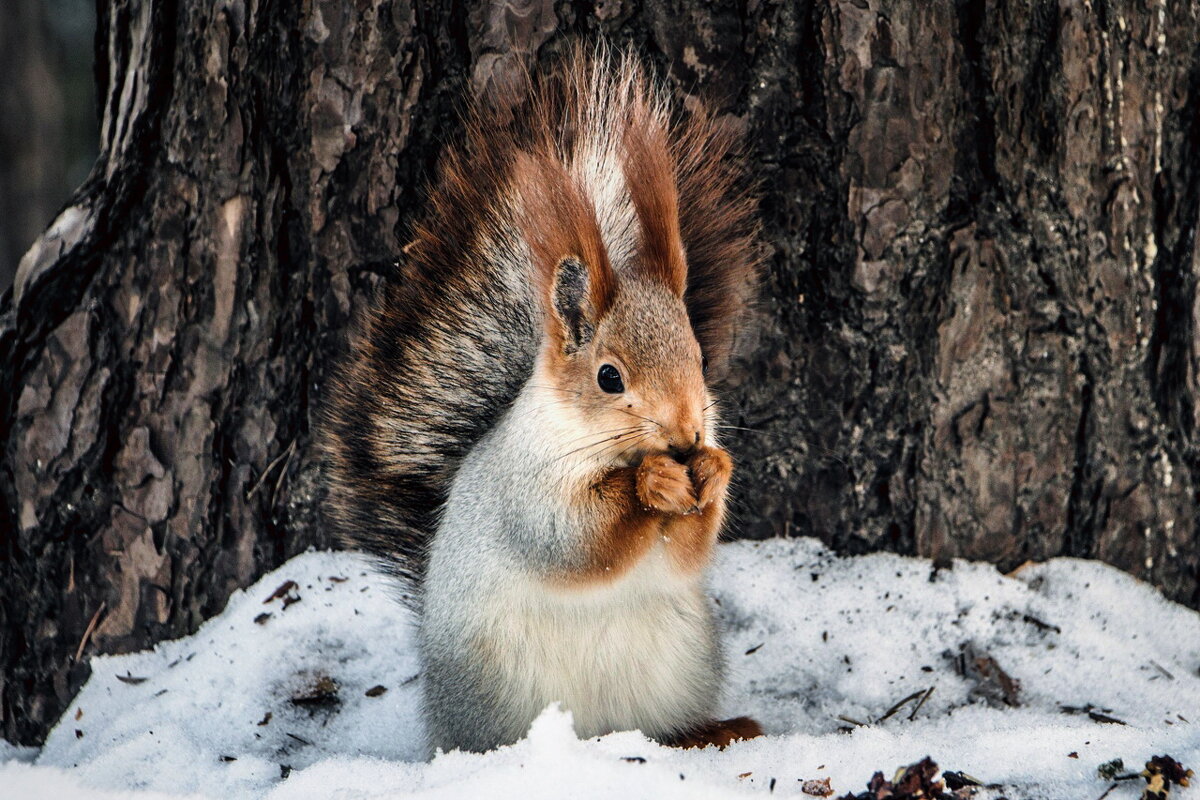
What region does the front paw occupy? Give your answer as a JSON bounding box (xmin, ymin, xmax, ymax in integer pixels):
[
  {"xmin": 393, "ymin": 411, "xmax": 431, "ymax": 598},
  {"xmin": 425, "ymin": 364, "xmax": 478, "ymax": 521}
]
[
  {"xmin": 637, "ymin": 453, "xmax": 697, "ymax": 515},
  {"xmin": 688, "ymin": 447, "xmax": 732, "ymax": 510}
]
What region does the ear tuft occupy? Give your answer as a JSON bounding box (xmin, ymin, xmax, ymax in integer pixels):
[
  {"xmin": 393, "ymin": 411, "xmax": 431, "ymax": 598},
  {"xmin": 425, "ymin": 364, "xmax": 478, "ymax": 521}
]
[
  {"xmin": 552, "ymin": 257, "xmax": 595, "ymax": 354},
  {"xmin": 624, "ymin": 108, "xmax": 687, "ymax": 297}
]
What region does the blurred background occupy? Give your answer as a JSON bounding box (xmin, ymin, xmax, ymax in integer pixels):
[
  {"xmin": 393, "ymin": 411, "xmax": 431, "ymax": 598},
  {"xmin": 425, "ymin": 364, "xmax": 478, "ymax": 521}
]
[{"xmin": 1, "ymin": 0, "xmax": 97, "ymax": 293}]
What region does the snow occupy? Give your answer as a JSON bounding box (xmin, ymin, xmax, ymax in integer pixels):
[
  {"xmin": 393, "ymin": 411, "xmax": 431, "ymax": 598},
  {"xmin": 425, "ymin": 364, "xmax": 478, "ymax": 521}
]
[{"xmin": 2, "ymin": 537, "xmax": 1198, "ymax": 799}]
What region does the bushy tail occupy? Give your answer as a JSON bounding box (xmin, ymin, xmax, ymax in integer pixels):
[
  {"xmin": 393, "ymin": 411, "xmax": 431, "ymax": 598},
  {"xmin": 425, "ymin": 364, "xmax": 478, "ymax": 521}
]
[{"xmin": 319, "ymin": 44, "xmax": 759, "ymax": 603}]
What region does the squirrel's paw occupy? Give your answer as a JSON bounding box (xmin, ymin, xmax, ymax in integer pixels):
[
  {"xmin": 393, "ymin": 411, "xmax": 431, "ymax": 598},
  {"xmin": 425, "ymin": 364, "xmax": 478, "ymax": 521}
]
[
  {"xmin": 688, "ymin": 447, "xmax": 732, "ymax": 511},
  {"xmin": 637, "ymin": 453, "xmax": 697, "ymax": 515}
]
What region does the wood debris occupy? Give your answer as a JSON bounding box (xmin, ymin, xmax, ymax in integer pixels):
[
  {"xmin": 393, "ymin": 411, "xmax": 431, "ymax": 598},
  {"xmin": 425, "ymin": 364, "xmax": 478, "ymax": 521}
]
[
  {"xmin": 951, "ymin": 644, "xmax": 1020, "ymax": 707},
  {"xmin": 263, "ymin": 580, "xmax": 301, "ymax": 609},
  {"xmin": 1061, "ymin": 704, "xmax": 1127, "ymax": 725},
  {"xmin": 1141, "ymin": 755, "xmax": 1193, "ymax": 800},
  {"xmin": 837, "ymin": 757, "xmax": 958, "ymax": 800},
  {"xmin": 802, "ymin": 777, "xmax": 834, "ymax": 796},
  {"xmin": 290, "ymin": 675, "xmax": 339, "ymax": 707}
]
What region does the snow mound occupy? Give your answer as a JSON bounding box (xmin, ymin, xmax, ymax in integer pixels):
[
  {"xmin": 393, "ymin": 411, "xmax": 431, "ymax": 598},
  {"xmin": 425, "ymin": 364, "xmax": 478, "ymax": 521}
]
[{"xmin": 3, "ymin": 538, "xmax": 1198, "ymax": 799}]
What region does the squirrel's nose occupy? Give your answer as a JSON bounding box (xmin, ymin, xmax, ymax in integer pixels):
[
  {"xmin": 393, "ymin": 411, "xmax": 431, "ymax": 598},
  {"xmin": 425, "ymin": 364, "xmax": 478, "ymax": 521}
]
[{"xmin": 668, "ymin": 429, "xmax": 702, "ymax": 461}]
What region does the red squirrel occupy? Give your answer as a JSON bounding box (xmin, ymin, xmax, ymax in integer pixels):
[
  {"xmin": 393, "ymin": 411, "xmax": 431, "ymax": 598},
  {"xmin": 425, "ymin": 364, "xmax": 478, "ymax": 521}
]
[{"xmin": 321, "ymin": 44, "xmax": 761, "ymax": 754}]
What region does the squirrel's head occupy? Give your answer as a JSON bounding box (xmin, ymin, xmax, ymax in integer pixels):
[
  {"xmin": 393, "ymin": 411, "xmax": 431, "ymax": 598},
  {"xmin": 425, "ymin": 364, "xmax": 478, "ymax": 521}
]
[
  {"xmin": 536, "ymin": 257, "xmax": 710, "ymax": 463},
  {"xmin": 518, "ymin": 124, "xmax": 713, "ymax": 464}
]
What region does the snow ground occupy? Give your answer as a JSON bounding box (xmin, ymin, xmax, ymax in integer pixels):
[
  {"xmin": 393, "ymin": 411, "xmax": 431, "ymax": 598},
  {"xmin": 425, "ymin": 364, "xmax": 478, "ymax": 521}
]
[{"xmin": 2, "ymin": 537, "xmax": 1198, "ymax": 799}]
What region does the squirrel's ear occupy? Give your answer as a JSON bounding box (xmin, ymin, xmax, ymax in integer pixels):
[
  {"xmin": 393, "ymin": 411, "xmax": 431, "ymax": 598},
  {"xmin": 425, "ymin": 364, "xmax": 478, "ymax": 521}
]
[
  {"xmin": 551, "ymin": 256, "xmax": 601, "ymax": 354},
  {"xmin": 624, "ymin": 111, "xmax": 687, "ymax": 297}
]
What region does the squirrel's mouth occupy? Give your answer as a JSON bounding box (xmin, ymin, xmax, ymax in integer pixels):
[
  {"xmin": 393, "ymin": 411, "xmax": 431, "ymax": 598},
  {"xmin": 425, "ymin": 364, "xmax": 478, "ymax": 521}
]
[{"xmin": 602, "ymin": 435, "xmax": 656, "ymax": 468}]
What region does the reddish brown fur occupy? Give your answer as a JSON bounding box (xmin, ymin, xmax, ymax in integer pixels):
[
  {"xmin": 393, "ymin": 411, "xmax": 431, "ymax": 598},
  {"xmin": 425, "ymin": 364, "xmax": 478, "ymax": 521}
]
[
  {"xmin": 553, "ymin": 446, "xmax": 731, "ymax": 586},
  {"xmin": 661, "ymin": 716, "xmax": 764, "ymax": 749},
  {"xmin": 514, "ymin": 151, "xmax": 616, "ymax": 328},
  {"xmin": 671, "ymin": 110, "xmax": 761, "ymax": 379},
  {"xmin": 624, "ymin": 112, "xmax": 688, "ymax": 297},
  {"xmin": 550, "ymin": 466, "xmax": 666, "ymax": 587},
  {"xmin": 661, "ymin": 447, "xmax": 732, "ymax": 574}
]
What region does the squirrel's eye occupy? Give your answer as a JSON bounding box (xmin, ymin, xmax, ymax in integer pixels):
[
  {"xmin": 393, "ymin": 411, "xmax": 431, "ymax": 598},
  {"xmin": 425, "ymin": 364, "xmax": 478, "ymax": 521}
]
[
  {"xmin": 701, "ymin": 356, "xmax": 709, "ymax": 375},
  {"xmin": 597, "ymin": 364, "xmax": 624, "ymax": 394}
]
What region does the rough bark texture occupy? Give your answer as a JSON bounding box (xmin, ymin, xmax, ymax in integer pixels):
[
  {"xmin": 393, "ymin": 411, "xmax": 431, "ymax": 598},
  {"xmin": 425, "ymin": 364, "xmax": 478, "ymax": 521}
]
[{"xmin": 3, "ymin": 0, "xmax": 1200, "ymax": 745}]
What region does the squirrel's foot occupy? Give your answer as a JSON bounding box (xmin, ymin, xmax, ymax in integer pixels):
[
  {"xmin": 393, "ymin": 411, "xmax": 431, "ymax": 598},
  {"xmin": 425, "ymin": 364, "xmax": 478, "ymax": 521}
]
[
  {"xmin": 661, "ymin": 716, "xmax": 763, "ymax": 749},
  {"xmin": 687, "ymin": 447, "xmax": 732, "ymax": 512},
  {"xmin": 637, "ymin": 452, "xmax": 697, "ymax": 514}
]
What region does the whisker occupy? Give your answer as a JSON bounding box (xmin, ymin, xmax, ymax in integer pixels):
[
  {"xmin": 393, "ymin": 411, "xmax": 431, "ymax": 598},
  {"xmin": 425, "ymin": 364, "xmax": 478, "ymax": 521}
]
[
  {"xmin": 610, "ymin": 433, "xmax": 654, "ymax": 464},
  {"xmin": 556, "ymin": 425, "xmax": 643, "ymax": 448},
  {"xmin": 615, "ymin": 407, "xmax": 663, "ymax": 427},
  {"xmin": 550, "ymin": 427, "xmax": 649, "ymax": 463},
  {"xmin": 714, "ymin": 425, "xmax": 848, "ymax": 467},
  {"xmin": 531, "ymin": 429, "xmax": 654, "ymax": 482},
  {"xmin": 525, "ymin": 384, "xmax": 584, "ymax": 396},
  {"xmin": 573, "ymin": 430, "xmax": 653, "ymax": 463},
  {"xmin": 713, "ymin": 424, "xmax": 790, "ymax": 438}
]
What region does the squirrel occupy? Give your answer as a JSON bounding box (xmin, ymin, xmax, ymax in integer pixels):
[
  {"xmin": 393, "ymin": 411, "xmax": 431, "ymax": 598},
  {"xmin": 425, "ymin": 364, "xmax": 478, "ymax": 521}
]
[{"xmin": 320, "ymin": 45, "xmax": 761, "ymax": 754}]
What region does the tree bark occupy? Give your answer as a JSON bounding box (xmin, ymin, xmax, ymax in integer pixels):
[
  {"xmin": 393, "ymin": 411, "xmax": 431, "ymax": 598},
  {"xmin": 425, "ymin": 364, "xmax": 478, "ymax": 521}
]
[{"xmin": 3, "ymin": 0, "xmax": 1200, "ymax": 746}]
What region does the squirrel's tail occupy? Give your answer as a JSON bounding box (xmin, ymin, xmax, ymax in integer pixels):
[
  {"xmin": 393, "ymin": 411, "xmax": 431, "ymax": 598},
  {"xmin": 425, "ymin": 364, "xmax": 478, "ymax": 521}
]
[{"xmin": 319, "ymin": 44, "xmax": 759, "ymax": 603}]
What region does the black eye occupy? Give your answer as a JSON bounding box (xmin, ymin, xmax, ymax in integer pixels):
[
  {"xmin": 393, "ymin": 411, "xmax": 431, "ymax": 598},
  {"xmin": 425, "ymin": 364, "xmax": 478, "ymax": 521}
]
[
  {"xmin": 597, "ymin": 364, "xmax": 624, "ymax": 394},
  {"xmin": 701, "ymin": 356, "xmax": 709, "ymax": 375}
]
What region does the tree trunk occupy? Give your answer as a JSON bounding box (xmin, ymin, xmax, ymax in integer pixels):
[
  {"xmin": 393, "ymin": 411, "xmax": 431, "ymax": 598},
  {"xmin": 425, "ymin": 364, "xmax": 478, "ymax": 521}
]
[
  {"xmin": 3, "ymin": 0, "xmax": 1199, "ymax": 746},
  {"xmin": 0, "ymin": 0, "xmax": 67, "ymax": 293}
]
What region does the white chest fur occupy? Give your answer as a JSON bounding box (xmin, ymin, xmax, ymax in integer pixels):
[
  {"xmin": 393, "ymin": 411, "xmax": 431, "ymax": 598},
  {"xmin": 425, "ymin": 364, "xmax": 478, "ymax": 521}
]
[
  {"xmin": 474, "ymin": 542, "xmax": 718, "ymax": 740},
  {"xmin": 419, "ymin": 381, "xmax": 722, "ymax": 749}
]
